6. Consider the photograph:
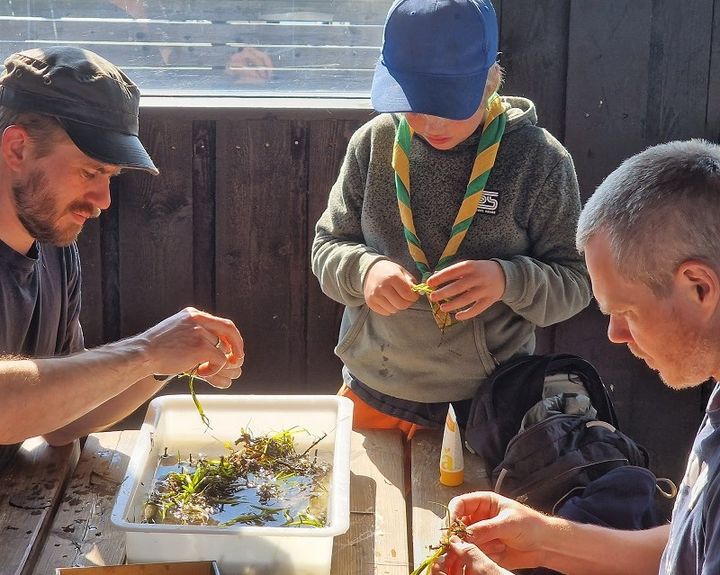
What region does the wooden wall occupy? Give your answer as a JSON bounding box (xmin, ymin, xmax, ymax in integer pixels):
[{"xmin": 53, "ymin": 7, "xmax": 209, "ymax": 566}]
[
  {"xmin": 42, "ymin": 0, "xmax": 720, "ymax": 487},
  {"xmin": 493, "ymin": 0, "xmax": 720, "ymax": 489},
  {"xmin": 76, "ymin": 106, "xmax": 374, "ymax": 395}
]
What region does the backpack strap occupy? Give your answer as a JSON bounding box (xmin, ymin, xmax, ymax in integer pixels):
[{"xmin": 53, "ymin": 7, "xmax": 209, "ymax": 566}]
[{"xmin": 488, "ymin": 355, "xmax": 553, "ymax": 418}]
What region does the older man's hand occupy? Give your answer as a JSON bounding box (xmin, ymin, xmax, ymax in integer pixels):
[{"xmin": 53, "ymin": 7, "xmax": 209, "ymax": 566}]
[{"xmin": 432, "ymin": 536, "xmax": 513, "ymax": 575}]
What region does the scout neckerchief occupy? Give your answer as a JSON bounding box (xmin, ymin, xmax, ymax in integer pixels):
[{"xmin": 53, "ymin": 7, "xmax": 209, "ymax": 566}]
[{"xmin": 392, "ymin": 93, "xmax": 507, "ymax": 330}]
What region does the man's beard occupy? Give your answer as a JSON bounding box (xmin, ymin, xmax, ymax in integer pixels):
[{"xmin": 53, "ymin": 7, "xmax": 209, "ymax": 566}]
[
  {"xmin": 655, "ymin": 315, "xmax": 716, "ymax": 391},
  {"xmin": 12, "ymin": 169, "xmax": 99, "ymax": 247}
]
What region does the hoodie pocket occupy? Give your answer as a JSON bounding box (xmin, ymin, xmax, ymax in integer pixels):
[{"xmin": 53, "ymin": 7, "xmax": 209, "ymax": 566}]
[
  {"xmin": 473, "ymin": 319, "xmax": 499, "ymax": 375},
  {"xmin": 336, "ymin": 305, "xmax": 370, "ymax": 354},
  {"xmin": 336, "ymin": 303, "xmax": 497, "ymax": 399}
]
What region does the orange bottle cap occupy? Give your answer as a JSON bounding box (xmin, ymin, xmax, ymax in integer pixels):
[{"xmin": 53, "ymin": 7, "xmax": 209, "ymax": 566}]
[{"xmin": 439, "ymin": 468, "xmax": 464, "ymax": 487}]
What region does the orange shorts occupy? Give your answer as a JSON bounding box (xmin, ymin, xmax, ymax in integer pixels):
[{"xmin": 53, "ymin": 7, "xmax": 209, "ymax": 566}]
[{"xmin": 338, "ymin": 384, "xmax": 424, "ymax": 440}]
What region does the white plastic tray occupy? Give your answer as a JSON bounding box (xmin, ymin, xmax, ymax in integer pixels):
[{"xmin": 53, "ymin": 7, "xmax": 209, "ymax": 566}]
[{"xmin": 111, "ymin": 394, "xmax": 353, "ymax": 575}]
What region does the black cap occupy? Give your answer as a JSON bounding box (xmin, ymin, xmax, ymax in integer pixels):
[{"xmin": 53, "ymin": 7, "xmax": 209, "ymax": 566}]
[{"xmin": 0, "ymin": 46, "xmax": 158, "ymax": 175}]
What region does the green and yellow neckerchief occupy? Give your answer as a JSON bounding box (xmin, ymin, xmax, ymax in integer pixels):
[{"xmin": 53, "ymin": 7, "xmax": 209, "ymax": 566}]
[{"xmin": 392, "ymin": 93, "xmax": 507, "ymax": 329}]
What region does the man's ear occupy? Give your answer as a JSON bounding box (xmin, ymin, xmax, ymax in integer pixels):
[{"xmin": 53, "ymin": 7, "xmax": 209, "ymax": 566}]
[
  {"xmin": 676, "ymin": 260, "xmax": 720, "ymax": 313},
  {"xmin": 1, "ymin": 125, "xmax": 30, "ymax": 171}
]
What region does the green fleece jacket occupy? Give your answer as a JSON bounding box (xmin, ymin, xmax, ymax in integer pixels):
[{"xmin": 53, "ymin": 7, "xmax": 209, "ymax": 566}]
[{"xmin": 312, "ymin": 96, "xmax": 591, "ymax": 403}]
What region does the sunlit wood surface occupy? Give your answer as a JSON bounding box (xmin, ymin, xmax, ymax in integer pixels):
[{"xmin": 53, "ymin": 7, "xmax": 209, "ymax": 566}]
[
  {"xmin": 410, "ymin": 430, "xmax": 491, "ymax": 572},
  {"xmin": 0, "ymin": 437, "xmax": 79, "ymax": 575}
]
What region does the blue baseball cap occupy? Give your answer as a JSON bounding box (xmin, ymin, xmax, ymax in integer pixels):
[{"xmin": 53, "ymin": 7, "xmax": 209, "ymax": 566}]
[{"xmin": 371, "ymin": 0, "xmax": 498, "ymax": 121}]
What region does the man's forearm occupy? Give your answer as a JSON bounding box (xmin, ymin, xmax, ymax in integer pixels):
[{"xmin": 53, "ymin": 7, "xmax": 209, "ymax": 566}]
[
  {"xmin": 1, "ymin": 306, "xmax": 244, "ymax": 445},
  {"xmin": 42, "ymin": 374, "xmax": 169, "ymax": 446},
  {"xmin": 0, "ymin": 337, "xmax": 151, "ymax": 444},
  {"xmin": 541, "ymin": 520, "xmax": 669, "ymax": 575}
]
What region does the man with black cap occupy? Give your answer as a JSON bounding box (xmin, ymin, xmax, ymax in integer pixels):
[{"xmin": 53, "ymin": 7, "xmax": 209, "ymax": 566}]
[
  {"xmin": 312, "ymin": 0, "xmax": 590, "ymax": 436},
  {"xmin": 0, "ymin": 47, "xmax": 244, "ymax": 461}
]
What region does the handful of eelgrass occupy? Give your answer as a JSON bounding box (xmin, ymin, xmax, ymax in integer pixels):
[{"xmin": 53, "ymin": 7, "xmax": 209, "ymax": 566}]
[
  {"xmin": 156, "ymin": 368, "xmax": 211, "ymax": 428},
  {"xmin": 411, "ymin": 282, "xmax": 456, "ymax": 331},
  {"xmin": 182, "ymin": 368, "xmax": 211, "ymax": 427},
  {"xmin": 411, "ymin": 516, "xmax": 469, "ymax": 575},
  {"xmin": 411, "ymin": 282, "xmax": 434, "ymax": 296}
]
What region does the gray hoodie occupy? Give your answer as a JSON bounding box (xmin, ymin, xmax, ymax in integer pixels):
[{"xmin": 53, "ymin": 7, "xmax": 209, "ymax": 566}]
[{"xmin": 312, "ymin": 97, "xmax": 591, "ymax": 403}]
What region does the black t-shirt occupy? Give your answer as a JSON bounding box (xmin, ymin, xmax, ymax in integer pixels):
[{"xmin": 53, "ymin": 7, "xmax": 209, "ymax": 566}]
[{"xmin": 0, "ymin": 239, "xmax": 84, "ymax": 468}]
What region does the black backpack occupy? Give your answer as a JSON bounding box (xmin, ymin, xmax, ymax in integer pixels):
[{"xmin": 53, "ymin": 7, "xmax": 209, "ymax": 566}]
[
  {"xmin": 492, "ymin": 413, "xmax": 651, "ymax": 513},
  {"xmin": 463, "ymin": 354, "xmax": 653, "ymax": 514},
  {"xmin": 464, "ymin": 354, "xmax": 620, "ymax": 468}
]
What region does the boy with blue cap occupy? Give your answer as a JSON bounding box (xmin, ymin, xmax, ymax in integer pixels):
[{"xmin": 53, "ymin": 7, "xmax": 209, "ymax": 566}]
[{"xmin": 312, "ymin": 0, "xmax": 591, "ymax": 435}]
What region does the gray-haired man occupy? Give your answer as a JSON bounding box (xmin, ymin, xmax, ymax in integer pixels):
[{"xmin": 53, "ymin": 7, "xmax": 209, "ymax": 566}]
[{"xmin": 433, "ymin": 139, "xmax": 720, "ymax": 575}]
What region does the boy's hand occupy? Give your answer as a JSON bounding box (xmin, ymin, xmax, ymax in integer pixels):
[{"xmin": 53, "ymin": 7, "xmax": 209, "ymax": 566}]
[
  {"xmin": 426, "ymin": 260, "xmax": 506, "ymax": 320},
  {"xmin": 363, "ymin": 260, "xmax": 419, "ymax": 315}
]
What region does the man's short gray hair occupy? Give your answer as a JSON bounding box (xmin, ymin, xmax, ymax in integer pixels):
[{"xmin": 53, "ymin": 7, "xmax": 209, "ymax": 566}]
[{"xmin": 576, "ymin": 139, "xmax": 720, "ymax": 295}]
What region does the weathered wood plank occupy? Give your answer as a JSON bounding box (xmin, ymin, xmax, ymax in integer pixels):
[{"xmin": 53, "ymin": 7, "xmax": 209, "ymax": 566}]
[
  {"xmin": 100, "ymin": 182, "xmax": 122, "ymax": 344},
  {"xmin": 117, "ymin": 117, "xmax": 195, "ymax": 338},
  {"xmin": 498, "ymin": 0, "xmax": 571, "ymax": 357},
  {"xmin": 644, "ymin": 0, "xmax": 713, "ymax": 144},
  {"xmin": 561, "ymin": 0, "xmax": 709, "ymax": 503},
  {"xmin": 564, "ymin": 0, "xmax": 652, "ymax": 200},
  {"xmin": 0, "ymin": 438, "xmax": 80, "ymax": 575},
  {"xmin": 31, "ymin": 431, "xmax": 137, "ymax": 572},
  {"xmin": 410, "ymin": 430, "xmax": 490, "ymax": 571},
  {"xmin": 500, "ymin": 0, "xmax": 570, "ymax": 142},
  {"xmin": 331, "ymin": 430, "xmax": 408, "ymax": 575},
  {"xmin": 306, "ymin": 117, "xmax": 370, "ymax": 393},
  {"xmin": 215, "ymin": 118, "xmax": 308, "ymax": 392},
  {"xmin": 709, "ymin": 0, "xmax": 720, "ymax": 140},
  {"xmin": 77, "ymin": 219, "xmax": 104, "ymax": 348},
  {"xmin": 191, "ymin": 120, "xmax": 216, "ymax": 314},
  {"xmin": 493, "ymin": 0, "xmax": 502, "ymax": 35}
]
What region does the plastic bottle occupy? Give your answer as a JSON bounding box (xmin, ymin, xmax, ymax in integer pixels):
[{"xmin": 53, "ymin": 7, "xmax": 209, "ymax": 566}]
[{"xmin": 439, "ymin": 403, "xmax": 464, "ymax": 486}]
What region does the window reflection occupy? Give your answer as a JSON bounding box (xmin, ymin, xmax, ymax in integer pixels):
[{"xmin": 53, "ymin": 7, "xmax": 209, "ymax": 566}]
[{"xmin": 0, "ymin": 1, "xmax": 390, "ymax": 97}]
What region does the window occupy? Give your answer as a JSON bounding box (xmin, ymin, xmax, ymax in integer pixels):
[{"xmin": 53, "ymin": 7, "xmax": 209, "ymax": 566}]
[{"xmin": 1, "ymin": 1, "xmax": 391, "ymax": 98}]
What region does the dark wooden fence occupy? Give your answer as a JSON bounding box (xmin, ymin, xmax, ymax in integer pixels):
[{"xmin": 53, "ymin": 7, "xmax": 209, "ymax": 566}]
[{"xmin": 3, "ymin": 0, "xmax": 720, "ymax": 488}]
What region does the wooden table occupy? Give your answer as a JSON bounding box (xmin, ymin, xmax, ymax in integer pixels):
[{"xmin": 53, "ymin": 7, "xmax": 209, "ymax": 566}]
[
  {"xmin": 410, "ymin": 431, "xmax": 490, "ymax": 568},
  {"xmin": 2, "ymin": 429, "xmax": 490, "ymax": 575},
  {"xmin": 0, "ymin": 437, "xmax": 80, "ymax": 575}
]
